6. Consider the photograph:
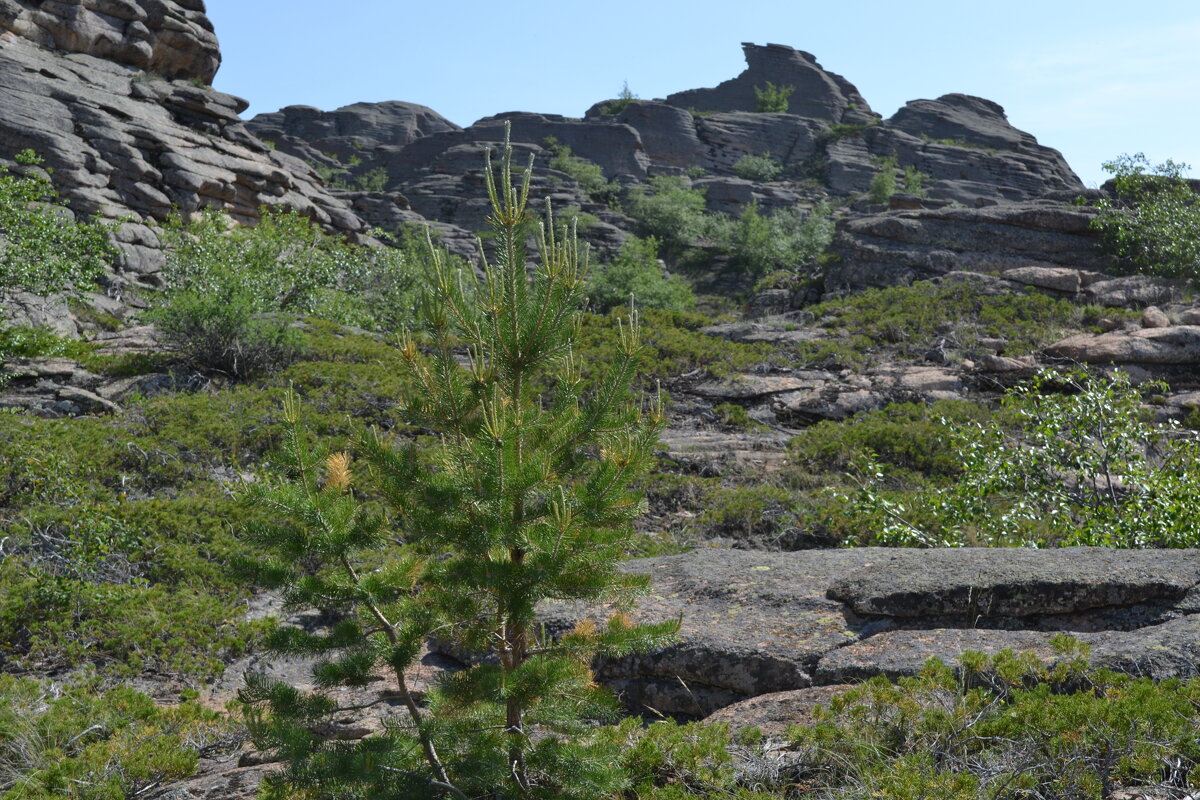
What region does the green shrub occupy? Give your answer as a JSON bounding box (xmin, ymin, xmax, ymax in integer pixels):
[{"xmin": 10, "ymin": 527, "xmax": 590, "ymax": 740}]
[
  {"xmin": 596, "ymin": 80, "xmax": 639, "ymax": 116},
  {"xmin": 690, "ymin": 484, "xmax": 802, "ymax": 546},
  {"xmin": 1091, "ymin": 152, "xmax": 1200, "ymax": 278},
  {"xmin": 587, "ymin": 235, "xmax": 696, "ymax": 313},
  {"xmin": 805, "ymin": 278, "xmax": 1128, "ymax": 360},
  {"xmin": 148, "ymin": 289, "xmax": 304, "ymax": 379},
  {"xmin": 787, "ymin": 399, "xmax": 989, "ymax": 486},
  {"xmin": 576, "ymin": 308, "xmax": 774, "ymax": 383},
  {"xmin": 152, "ymin": 206, "xmax": 423, "ymax": 374},
  {"xmin": 624, "ymin": 176, "xmax": 711, "ymax": 250},
  {"xmin": 729, "ymin": 201, "xmax": 834, "ymax": 277},
  {"xmin": 817, "ymin": 122, "xmax": 872, "ymax": 144},
  {"xmin": 0, "ymin": 675, "xmax": 234, "ymax": 800},
  {"xmin": 902, "ymin": 165, "xmax": 928, "ymax": 196},
  {"xmin": 713, "ymin": 401, "xmax": 758, "ymax": 430},
  {"xmin": 0, "ymin": 150, "xmax": 116, "ymax": 300},
  {"xmin": 158, "ymin": 206, "xmax": 420, "ymax": 330},
  {"xmin": 840, "ymin": 369, "xmax": 1200, "ymax": 547},
  {"xmin": 753, "ymin": 81, "xmax": 794, "ymax": 113},
  {"xmin": 544, "ymin": 136, "xmax": 620, "ymax": 204},
  {"xmin": 732, "ymin": 153, "xmax": 783, "ymax": 182},
  {"xmin": 868, "ymin": 155, "xmax": 898, "ymax": 204},
  {"xmin": 787, "ymin": 649, "xmax": 1200, "ymax": 800},
  {"xmin": 0, "ymin": 326, "xmax": 94, "ymax": 360}
]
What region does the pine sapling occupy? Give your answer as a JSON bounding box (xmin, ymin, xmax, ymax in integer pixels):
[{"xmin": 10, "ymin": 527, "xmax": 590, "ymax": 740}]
[{"xmin": 238, "ymin": 123, "xmax": 678, "ymax": 799}]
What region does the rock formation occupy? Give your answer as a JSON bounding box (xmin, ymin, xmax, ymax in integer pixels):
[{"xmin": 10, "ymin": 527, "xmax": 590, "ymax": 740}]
[
  {"xmin": 0, "ymin": 0, "xmax": 362, "ymax": 290},
  {"xmin": 522, "ymin": 547, "xmax": 1200, "ymax": 718},
  {"xmin": 664, "ymin": 43, "xmax": 876, "ymax": 123},
  {"xmin": 0, "ymin": 0, "xmax": 221, "ymax": 82}
]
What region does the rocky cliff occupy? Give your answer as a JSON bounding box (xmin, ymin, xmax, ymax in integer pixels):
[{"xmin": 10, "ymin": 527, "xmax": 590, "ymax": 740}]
[{"xmin": 0, "ymin": 0, "xmax": 361, "ymax": 291}]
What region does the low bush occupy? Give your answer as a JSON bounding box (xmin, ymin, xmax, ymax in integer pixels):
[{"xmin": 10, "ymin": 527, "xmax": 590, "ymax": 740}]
[
  {"xmin": 753, "ymin": 81, "xmax": 794, "ymax": 113},
  {"xmin": 0, "ymin": 675, "xmax": 234, "ymax": 800},
  {"xmin": 151, "ymin": 207, "xmax": 424, "ymax": 376},
  {"xmin": 157, "ymin": 206, "xmax": 421, "ymax": 330},
  {"xmin": 148, "ymin": 289, "xmax": 304, "ymax": 379},
  {"xmin": 1091, "ymin": 152, "xmax": 1200, "ymax": 278},
  {"xmin": 805, "ymin": 278, "xmax": 1130, "ymax": 360},
  {"xmin": 587, "ymin": 235, "xmax": 696, "ymax": 313},
  {"xmin": 728, "ymin": 202, "xmax": 834, "ymax": 277},
  {"xmin": 576, "ymin": 308, "xmax": 774, "ymax": 383},
  {"xmin": 624, "ymin": 176, "xmax": 711, "ymax": 252},
  {"xmin": 868, "ymin": 154, "xmax": 897, "ymax": 204},
  {"xmin": 732, "ymin": 153, "xmax": 783, "ymax": 182},
  {"xmin": 787, "ymin": 647, "xmax": 1200, "ymax": 800},
  {"xmin": 840, "ymin": 369, "xmax": 1200, "ymax": 547},
  {"xmin": 544, "ymin": 136, "xmax": 621, "ymax": 204},
  {"xmin": 902, "ymin": 164, "xmax": 928, "ymax": 196},
  {"xmin": 595, "ymin": 81, "xmax": 639, "ymax": 116},
  {"xmin": 0, "ymin": 150, "xmax": 115, "ymax": 301}
]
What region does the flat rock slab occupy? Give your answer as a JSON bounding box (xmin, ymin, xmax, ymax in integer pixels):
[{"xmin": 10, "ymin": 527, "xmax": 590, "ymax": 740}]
[
  {"xmin": 1046, "ymin": 326, "xmax": 1200, "ymax": 365},
  {"xmin": 827, "ymin": 547, "xmax": 1200, "ymax": 620},
  {"xmin": 703, "ymin": 684, "xmax": 853, "ymax": 737},
  {"xmin": 1091, "ymin": 615, "xmax": 1200, "ymax": 680},
  {"xmin": 816, "ymin": 615, "xmax": 1200, "ymax": 684},
  {"xmin": 538, "ymin": 549, "xmax": 869, "ymax": 716},
  {"xmin": 533, "ymin": 547, "xmax": 1200, "ymax": 717}
]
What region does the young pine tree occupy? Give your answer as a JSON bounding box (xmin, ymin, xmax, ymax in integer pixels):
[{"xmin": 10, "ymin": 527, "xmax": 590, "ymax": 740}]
[{"xmin": 238, "ymin": 124, "xmax": 678, "ymax": 799}]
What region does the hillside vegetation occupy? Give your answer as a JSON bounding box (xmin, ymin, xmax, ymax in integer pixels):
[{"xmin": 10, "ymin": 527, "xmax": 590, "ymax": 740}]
[{"xmin": 4, "ymin": 41, "xmax": 1200, "ymax": 797}]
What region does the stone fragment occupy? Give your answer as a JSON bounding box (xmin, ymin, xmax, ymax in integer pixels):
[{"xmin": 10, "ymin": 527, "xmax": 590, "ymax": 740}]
[
  {"xmin": 1002, "ymin": 266, "xmax": 1082, "ymax": 294},
  {"xmin": 1141, "ymin": 306, "xmax": 1171, "ymax": 328}
]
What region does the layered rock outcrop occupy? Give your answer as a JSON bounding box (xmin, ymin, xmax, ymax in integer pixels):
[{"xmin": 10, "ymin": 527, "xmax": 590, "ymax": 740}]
[
  {"xmin": 248, "ymin": 41, "xmax": 1084, "ymax": 268},
  {"xmin": 0, "ymin": 0, "xmax": 221, "ymax": 82},
  {"xmin": 0, "ymin": 0, "xmax": 362, "ymax": 286},
  {"xmin": 525, "ymin": 547, "xmax": 1200, "ymax": 718},
  {"xmin": 826, "ymin": 199, "xmax": 1108, "ymax": 292},
  {"xmin": 664, "ymin": 43, "xmax": 876, "ymax": 123}
]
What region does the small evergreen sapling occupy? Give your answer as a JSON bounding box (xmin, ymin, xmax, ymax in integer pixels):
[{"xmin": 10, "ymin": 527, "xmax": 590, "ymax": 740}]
[{"xmin": 238, "ymin": 124, "xmax": 677, "ymax": 798}]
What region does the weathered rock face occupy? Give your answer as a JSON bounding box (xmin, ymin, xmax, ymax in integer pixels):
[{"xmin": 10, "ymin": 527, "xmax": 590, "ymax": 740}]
[
  {"xmin": 518, "ymin": 547, "xmax": 1200, "ymax": 718},
  {"xmin": 1046, "ymin": 325, "xmax": 1200, "ymax": 366},
  {"xmin": 245, "ymin": 100, "xmax": 461, "ymax": 168},
  {"xmin": 826, "ymin": 200, "xmax": 1109, "ymax": 292},
  {"xmin": 0, "ymin": 3, "xmax": 363, "ymax": 284},
  {"xmin": 665, "ymin": 42, "xmax": 875, "ymax": 123},
  {"xmin": 0, "ymin": 0, "xmax": 221, "ymax": 82},
  {"xmin": 826, "ymin": 122, "xmax": 1082, "ymax": 207}
]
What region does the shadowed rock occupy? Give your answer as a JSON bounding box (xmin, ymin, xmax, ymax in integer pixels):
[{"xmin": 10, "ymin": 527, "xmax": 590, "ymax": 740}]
[
  {"xmin": 826, "ymin": 547, "xmax": 1200, "ymax": 619},
  {"xmin": 530, "ymin": 547, "xmax": 1200, "ymax": 717},
  {"xmin": 536, "ymin": 549, "xmax": 868, "ymax": 717},
  {"xmin": 0, "ymin": 6, "xmax": 363, "ymax": 285},
  {"xmin": 826, "ymin": 201, "xmax": 1110, "ymax": 291},
  {"xmin": 704, "ymin": 684, "xmax": 852, "ymax": 736}
]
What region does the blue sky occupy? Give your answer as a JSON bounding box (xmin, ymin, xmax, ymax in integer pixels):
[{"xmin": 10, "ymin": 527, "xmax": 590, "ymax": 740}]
[{"xmin": 205, "ymin": 0, "xmax": 1200, "ymax": 187}]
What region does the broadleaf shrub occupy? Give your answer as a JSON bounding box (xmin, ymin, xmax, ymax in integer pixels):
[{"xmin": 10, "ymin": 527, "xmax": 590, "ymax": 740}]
[
  {"xmin": 586, "ymin": 234, "xmax": 695, "ymax": 313},
  {"xmin": 151, "ymin": 207, "xmax": 423, "ymax": 376},
  {"xmin": 0, "ymin": 150, "xmax": 115, "ymax": 299},
  {"xmin": 1091, "ymin": 152, "xmax": 1200, "ymax": 278},
  {"xmin": 840, "ymin": 369, "xmax": 1200, "ymax": 547},
  {"xmin": 732, "ymin": 153, "xmax": 783, "ymax": 182},
  {"xmin": 753, "ymin": 81, "xmax": 794, "ymax": 113}
]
